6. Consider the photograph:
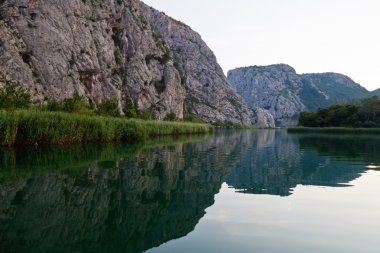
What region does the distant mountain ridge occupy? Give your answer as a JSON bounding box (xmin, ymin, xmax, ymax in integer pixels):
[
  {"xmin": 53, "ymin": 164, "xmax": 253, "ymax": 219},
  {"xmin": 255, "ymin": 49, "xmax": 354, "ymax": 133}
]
[
  {"xmin": 228, "ymin": 64, "xmax": 376, "ymax": 126},
  {"xmin": 371, "ymin": 88, "xmax": 380, "ymax": 96}
]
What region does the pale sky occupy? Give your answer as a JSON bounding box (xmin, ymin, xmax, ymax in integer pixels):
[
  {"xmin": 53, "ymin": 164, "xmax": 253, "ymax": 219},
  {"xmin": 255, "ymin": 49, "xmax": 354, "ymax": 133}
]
[{"xmin": 143, "ymin": 0, "xmax": 380, "ymax": 91}]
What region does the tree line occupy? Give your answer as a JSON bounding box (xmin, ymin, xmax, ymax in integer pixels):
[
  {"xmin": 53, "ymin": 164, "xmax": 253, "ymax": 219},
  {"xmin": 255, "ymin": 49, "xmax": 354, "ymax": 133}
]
[{"xmin": 299, "ymin": 96, "xmax": 380, "ymax": 128}]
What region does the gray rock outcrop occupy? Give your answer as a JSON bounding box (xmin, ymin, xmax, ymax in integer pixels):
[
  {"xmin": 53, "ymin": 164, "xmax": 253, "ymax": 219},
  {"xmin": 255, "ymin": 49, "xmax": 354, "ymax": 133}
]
[
  {"xmin": 0, "ymin": 0, "xmax": 271, "ymax": 126},
  {"xmin": 228, "ymin": 64, "xmax": 371, "ymax": 126},
  {"xmin": 228, "ymin": 64, "xmax": 306, "ymax": 126}
]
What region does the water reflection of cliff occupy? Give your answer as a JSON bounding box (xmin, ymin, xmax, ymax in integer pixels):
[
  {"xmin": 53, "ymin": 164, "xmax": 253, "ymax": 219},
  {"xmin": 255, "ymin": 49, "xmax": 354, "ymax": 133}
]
[
  {"xmin": 0, "ymin": 134, "xmax": 249, "ymax": 253},
  {"xmin": 226, "ymin": 130, "xmax": 370, "ymax": 196},
  {"xmin": 1, "ymin": 131, "xmax": 377, "ymax": 252}
]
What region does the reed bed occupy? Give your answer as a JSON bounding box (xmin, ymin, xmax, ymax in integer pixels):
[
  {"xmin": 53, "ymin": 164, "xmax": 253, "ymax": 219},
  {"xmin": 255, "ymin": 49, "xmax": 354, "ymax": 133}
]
[{"xmin": 0, "ymin": 110, "xmax": 212, "ymax": 146}]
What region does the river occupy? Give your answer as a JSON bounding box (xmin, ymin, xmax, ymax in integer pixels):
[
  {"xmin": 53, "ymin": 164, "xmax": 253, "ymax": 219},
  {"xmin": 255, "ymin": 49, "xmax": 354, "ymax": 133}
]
[{"xmin": 1, "ymin": 130, "xmax": 379, "ymax": 253}]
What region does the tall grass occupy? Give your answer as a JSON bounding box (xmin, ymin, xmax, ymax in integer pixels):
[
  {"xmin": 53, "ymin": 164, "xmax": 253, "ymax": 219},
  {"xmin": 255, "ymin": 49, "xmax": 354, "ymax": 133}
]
[
  {"xmin": 0, "ymin": 110, "xmax": 212, "ymax": 146},
  {"xmin": 288, "ymin": 127, "xmax": 380, "ymax": 134}
]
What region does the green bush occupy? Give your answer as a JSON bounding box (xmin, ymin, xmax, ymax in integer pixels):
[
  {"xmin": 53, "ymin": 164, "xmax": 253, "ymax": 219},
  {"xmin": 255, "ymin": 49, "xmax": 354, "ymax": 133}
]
[
  {"xmin": 123, "ymin": 98, "xmax": 138, "ymax": 118},
  {"xmin": 0, "ymin": 82, "xmax": 31, "ymax": 110},
  {"xmin": 184, "ymin": 114, "xmax": 204, "ymax": 123},
  {"xmin": 164, "ymin": 112, "xmax": 177, "ymax": 121},
  {"xmin": 45, "ymin": 99, "xmax": 63, "ymax": 111},
  {"xmin": 61, "ymin": 92, "xmax": 91, "ymax": 114},
  {"xmin": 97, "ymin": 98, "xmax": 120, "ymax": 117},
  {"xmin": 138, "ymin": 108, "xmax": 153, "ymax": 120},
  {"xmin": 125, "ymin": 108, "xmax": 137, "ymax": 118}
]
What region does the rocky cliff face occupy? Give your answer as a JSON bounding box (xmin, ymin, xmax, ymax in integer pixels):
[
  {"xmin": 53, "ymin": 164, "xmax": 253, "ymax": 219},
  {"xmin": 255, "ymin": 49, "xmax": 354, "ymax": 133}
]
[
  {"xmin": 0, "ymin": 0, "xmax": 270, "ymax": 125},
  {"xmin": 228, "ymin": 64, "xmax": 370, "ymax": 126},
  {"xmin": 140, "ymin": 3, "xmax": 263, "ymax": 125},
  {"xmin": 228, "ymin": 64, "xmax": 305, "ymax": 126}
]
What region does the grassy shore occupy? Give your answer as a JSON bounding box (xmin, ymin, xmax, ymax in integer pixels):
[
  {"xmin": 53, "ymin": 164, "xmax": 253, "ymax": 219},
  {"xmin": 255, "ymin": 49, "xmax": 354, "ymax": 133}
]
[
  {"xmin": 0, "ymin": 110, "xmax": 212, "ymax": 146},
  {"xmin": 288, "ymin": 127, "xmax": 380, "ymax": 134}
]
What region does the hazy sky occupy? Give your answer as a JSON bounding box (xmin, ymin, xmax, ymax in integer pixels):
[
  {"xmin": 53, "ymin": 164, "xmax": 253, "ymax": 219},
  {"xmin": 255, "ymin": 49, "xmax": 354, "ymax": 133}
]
[{"xmin": 143, "ymin": 0, "xmax": 380, "ymax": 91}]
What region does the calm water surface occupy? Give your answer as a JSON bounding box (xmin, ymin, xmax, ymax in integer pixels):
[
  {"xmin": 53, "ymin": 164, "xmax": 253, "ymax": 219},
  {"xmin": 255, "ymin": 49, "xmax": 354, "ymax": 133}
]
[{"xmin": 0, "ymin": 130, "xmax": 380, "ymax": 253}]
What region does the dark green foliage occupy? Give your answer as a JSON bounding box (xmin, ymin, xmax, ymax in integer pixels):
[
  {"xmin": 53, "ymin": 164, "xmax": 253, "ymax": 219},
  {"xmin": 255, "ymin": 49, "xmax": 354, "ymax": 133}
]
[
  {"xmin": 97, "ymin": 98, "xmax": 120, "ymax": 117},
  {"xmin": 138, "ymin": 108, "xmax": 153, "ymax": 120},
  {"xmin": 45, "ymin": 99, "xmax": 63, "ymax": 111},
  {"xmin": 0, "ymin": 82, "xmax": 31, "ymax": 110},
  {"xmin": 61, "ymin": 92, "xmax": 92, "ymax": 114},
  {"xmin": 298, "ymin": 96, "xmax": 380, "ymax": 128},
  {"xmin": 183, "ymin": 114, "xmax": 204, "ymax": 123},
  {"xmin": 359, "ymin": 96, "xmax": 380, "ymax": 122},
  {"xmin": 45, "ymin": 95, "xmax": 122, "ymax": 117},
  {"xmin": 42, "ymin": 93, "xmax": 91, "ymax": 114},
  {"xmin": 125, "ymin": 108, "xmax": 138, "ymax": 119},
  {"xmin": 164, "ymin": 112, "xmax": 177, "ymax": 121},
  {"xmin": 123, "ymin": 98, "xmax": 138, "ymax": 118}
]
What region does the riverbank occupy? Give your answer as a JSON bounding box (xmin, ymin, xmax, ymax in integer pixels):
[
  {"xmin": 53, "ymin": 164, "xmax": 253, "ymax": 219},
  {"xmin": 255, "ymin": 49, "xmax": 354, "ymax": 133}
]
[
  {"xmin": 288, "ymin": 127, "xmax": 380, "ymax": 134},
  {"xmin": 0, "ymin": 110, "xmax": 212, "ymax": 146}
]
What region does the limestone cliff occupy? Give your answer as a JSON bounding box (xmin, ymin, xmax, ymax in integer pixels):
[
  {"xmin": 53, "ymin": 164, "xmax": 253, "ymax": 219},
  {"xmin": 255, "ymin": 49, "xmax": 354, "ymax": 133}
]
[
  {"xmin": 228, "ymin": 64, "xmax": 306, "ymax": 126},
  {"xmin": 0, "ymin": 0, "xmax": 270, "ymax": 125},
  {"xmin": 228, "ymin": 64, "xmax": 370, "ymax": 126}
]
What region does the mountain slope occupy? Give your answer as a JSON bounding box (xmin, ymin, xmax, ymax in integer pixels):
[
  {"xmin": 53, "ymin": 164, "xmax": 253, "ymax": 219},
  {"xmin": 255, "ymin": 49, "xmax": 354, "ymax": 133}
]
[
  {"xmin": 227, "ymin": 64, "xmax": 305, "ymax": 126},
  {"xmin": 0, "ymin": 0, "xmax": 272, "ymax": 126},
  {"xmin": 371, "ymin": 88, "xmax": 380, "ymax": 96},
  {"xmin": 300, "ymin": 73, "xmax": 369, "ymax": 111},
  {"xmin": 228, "ymin": 64, "xmax": 371, "ymax": 126}
]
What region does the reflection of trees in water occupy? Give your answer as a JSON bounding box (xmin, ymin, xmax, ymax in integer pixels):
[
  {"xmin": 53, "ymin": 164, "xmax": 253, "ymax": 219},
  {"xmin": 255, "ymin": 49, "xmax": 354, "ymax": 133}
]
[
  {"xmin": 0, "ymin": 133, "xmax": 249, "ymax": 253},
  {"xmin": 297, "ymin": 134, "xmax": 380, "ymax": 164},
  {"xmin": 226, "ymin": 130, "xmax": 369, "ymax": 196}
]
